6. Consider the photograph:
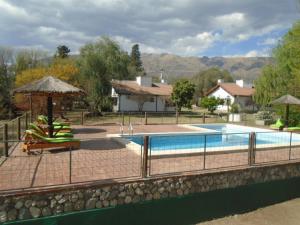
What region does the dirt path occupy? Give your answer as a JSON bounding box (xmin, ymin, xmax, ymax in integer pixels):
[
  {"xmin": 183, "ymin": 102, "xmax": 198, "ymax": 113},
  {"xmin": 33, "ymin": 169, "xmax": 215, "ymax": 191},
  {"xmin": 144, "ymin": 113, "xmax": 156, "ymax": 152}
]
[{"xmin": 198, "ymin": 198, "xmax": 300, "ymax": 225}]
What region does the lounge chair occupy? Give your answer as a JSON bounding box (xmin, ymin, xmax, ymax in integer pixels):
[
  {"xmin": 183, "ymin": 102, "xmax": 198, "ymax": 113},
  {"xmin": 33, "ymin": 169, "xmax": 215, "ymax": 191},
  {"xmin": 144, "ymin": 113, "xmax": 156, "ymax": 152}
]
[
  {"xmin": 36, "ymin": 116, "xmax": 72, "ymax": 132},
  {"xmin": 270, "ymin": 119, "xmax": 284, "ymax": 130},
  {"xmin": 23, "ymin": 130, "xmax": 80, "ymax": 154},
  {"xmin": 37, "ymin": 115, "xmax": 71, "ymax": 127},
  {"xmin": 29, "ymin": 123, "xmax": 74, "ymax": 138},
  {"xmin": 286, "ymin": 127, "xmax": 300, "ymax": 132}
]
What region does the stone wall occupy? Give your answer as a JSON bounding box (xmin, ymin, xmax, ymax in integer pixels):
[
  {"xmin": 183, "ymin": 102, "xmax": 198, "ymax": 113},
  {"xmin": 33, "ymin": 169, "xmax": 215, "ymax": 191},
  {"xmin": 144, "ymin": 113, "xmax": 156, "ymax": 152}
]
[{"xmin": 1, "ymin": 162, "xmax": 300, "ymax": 223}]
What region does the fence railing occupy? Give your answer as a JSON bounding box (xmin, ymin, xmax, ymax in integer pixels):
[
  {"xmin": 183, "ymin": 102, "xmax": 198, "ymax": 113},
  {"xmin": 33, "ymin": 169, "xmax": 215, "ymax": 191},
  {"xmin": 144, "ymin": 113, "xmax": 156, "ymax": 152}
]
[
  {"xmin": 79, "ymin": 111, "xmax": 225, "ymax": 126},
  {"xmin": 0, "ymin": 112, "xmax": 31, "ymax": 157},
  {"xmin": 1, "ymin": 130, "xmax": 300, "ymax": 192},
  {"xmin": 0, "ymin": 137, "xmax": 143, "ymax": 192},
  {"xmin": 145, "ymin": 131, "xmax": 300, "ymax": 176},
  {"xmin": 29, "ymin": 110, "xmax": 255, "ymax": 126}
]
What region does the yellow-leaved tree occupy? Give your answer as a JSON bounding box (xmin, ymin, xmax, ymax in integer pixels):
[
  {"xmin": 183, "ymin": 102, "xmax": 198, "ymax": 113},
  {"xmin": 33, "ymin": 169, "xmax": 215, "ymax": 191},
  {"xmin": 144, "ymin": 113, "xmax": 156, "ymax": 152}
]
[
  {"xmin": 15, "ymin": 59, "xmax": 80, "ymax": 87},
  {"xmin": 15, "ymin": 59, "xmax": 81, "ymax": 113}
]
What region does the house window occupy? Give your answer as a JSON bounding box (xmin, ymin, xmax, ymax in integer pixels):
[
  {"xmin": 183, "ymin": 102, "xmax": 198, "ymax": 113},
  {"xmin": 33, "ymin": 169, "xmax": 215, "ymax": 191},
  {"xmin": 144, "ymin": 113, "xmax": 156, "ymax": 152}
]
[{"xmin": 112, "ymin": 97, "xmax": 117, "ymax": 105}]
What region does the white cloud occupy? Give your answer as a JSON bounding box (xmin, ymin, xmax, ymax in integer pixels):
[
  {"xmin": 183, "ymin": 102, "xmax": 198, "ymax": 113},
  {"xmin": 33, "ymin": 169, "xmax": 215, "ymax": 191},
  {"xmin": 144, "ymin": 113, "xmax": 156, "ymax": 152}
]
[
  {"xmin": 113, "ymin": 36, "xmax": 165, "ymax": 54},
  {"xmin": 0, "ymin": 0, "xmax": 298, "ymax": 56},
  {"xmin": 225, "ymin": 48, "xmax": 271, "ymax": 57},
  {"xmin": 215, "ymin": 12, "xmax": 246, "ymax": 27},
  {"xmin": 258, "ymin": 37, "xmax": 279, "ymax": 46},
  {"xmin": 171, "ymin": 32, "xmax": 219, "ymax": 55},
  {"xmin": 0, "ymin": 0, "xmax": 28, "ymax": 18}
]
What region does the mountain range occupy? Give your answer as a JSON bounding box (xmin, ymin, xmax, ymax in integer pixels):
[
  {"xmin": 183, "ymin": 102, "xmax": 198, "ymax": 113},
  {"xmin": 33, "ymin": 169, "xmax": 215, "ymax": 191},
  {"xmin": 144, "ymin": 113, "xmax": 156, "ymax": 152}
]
[{"xmin": 141, "ymin": 53, "xmax": 273, "ymax": 83}]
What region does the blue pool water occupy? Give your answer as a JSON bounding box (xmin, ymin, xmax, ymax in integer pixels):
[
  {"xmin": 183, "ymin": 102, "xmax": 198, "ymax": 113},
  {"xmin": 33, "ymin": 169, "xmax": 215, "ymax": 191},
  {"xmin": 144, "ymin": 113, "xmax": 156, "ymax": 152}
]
[{"xmin": 124, "ymin": 124, "xmax": 300, "ymax": 151}]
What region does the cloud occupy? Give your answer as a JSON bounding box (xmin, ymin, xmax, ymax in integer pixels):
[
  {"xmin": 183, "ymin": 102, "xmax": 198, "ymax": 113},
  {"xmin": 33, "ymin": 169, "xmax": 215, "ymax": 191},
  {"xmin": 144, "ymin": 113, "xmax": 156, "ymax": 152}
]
[
  {"xmin": 0, "ymin": 0, "xmax": 299, "ymax": 56},
  {"xmin": 171, "ymin": 32, "xmax": 219, "ymax": 55},
  {"xmin": 258, "ymin": 37, "xmax": 280, "ymax": 46},
  {"xmin": 225, "ymin": 48, "xmax": 271, "ymax": 57}
]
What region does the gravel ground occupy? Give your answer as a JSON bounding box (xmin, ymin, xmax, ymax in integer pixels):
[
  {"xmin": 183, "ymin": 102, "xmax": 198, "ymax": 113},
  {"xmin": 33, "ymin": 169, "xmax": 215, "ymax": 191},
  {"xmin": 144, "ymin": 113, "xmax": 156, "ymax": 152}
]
[{"xmin": 198, "ymin": 198, "xmax": 300, "ymax": 225}]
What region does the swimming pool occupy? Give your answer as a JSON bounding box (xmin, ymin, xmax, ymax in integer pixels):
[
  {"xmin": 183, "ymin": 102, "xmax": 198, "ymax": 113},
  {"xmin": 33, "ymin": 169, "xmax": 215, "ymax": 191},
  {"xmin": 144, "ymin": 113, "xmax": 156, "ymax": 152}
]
[
  {"xmin": 121, "ymin": 124, "xmax": 300, "ymax": 153},
  {"xmin": 193, "ymin": 124, "xmax": 271, "ymax": 133}
]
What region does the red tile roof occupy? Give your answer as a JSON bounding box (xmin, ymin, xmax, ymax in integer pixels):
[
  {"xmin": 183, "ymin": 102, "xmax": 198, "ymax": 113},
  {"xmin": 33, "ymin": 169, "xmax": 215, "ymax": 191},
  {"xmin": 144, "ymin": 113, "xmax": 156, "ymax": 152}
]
[
  {"xmin": 112, "ymin": 80, "xmax": 172, "ymax": 96},
  {"xmin": 206, "ymin": 83, "xmax": 254, "ymax": 97}
]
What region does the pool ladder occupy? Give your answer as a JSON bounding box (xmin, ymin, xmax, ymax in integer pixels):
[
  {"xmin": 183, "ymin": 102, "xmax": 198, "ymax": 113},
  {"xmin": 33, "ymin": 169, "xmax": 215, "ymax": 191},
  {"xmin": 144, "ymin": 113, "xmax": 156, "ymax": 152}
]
[{"xmin": 119, "ymin": 123, "xmax": 133, "ymax": 135}]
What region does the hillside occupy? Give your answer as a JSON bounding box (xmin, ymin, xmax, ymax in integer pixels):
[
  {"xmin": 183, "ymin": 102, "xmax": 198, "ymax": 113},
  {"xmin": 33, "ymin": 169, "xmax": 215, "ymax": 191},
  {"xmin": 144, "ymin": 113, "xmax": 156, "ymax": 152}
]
[{"xmin": 141, "ymin": 53, "xmax": 273, "ymax": 83}]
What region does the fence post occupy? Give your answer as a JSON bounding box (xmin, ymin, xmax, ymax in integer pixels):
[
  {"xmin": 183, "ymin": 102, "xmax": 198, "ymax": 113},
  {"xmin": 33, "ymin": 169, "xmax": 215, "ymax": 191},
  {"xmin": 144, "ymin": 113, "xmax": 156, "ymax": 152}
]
[
  {"xmin": 144, "ymin": 112, "xmax": 148, "ymax": 125},
  {"xmin": 17, "ymin": 117, "xmax": 21, "ymax": 140},
  {"xmin": 248, "ymin": 132, "xmax": 255, "ymax": 166},
  {"xmin": 202, "ymin": 113, "xmax": 206, "ymax": 124},
  {"xmin": 80, "ymin": 111, "xmax": 84, "ymax": 125},
  {"xmin": 203, "ymin": 135, "xmax": 206, "ymax": 169},
  {"xmin": 176, "ymin": 110, "xmax": 179, "ymax": 124},
  {"xmin": 289, "ymin": 132, "xmax": 292, "ymax": 160},
  {"xmin": 69, "ymin": 148, "xmax": 72, "ymax": 184},
  {"xmin": 25, "ymin": 112, "xmax": 28, "ymax": 129},
  {"xmin": 121, "ymin": 112, "xmax": 125, "ymax": 126},
  {"xmin": 142, "ymin": 136, "xmax": 149, "ymax": 178},
  {"xmin": 3, "ymin": 124, "xmax": 8, "ymax": 157}
]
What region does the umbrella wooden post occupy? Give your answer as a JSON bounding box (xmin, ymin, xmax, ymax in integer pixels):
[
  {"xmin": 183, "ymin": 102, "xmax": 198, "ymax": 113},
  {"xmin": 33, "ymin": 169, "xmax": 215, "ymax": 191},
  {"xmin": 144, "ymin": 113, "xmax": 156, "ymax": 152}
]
[
  {"xmin": 47, "ymin": 96, "xmax": 54, "ymax": 138},
  {"xmin": 285, "ymin": 104, "xmax": 289, "ymax": 127}
]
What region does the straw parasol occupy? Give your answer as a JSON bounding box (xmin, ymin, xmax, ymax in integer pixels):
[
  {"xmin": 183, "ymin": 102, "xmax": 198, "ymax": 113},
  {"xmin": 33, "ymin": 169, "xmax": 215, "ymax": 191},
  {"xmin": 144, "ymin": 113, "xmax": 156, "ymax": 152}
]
[
  {"xmin": 270, "ymin": 94, "xmax": 300, "ymax": 127},
  {"xmin": 14, "ymin": 76, "xmax": 85, "ymax": 137}
]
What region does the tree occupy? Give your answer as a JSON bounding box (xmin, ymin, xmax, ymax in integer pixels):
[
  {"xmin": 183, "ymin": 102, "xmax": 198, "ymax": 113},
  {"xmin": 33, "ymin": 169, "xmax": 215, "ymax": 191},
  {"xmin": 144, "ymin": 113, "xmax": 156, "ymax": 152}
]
[
  {"xmin": 15, "ymin": 49, "xmax": 48, "ymax": 74},
  {"xmin": 254, "ymin": 21, "xmax": 300, "ymax": 105},
  {"xmin": 200, "ymin": 96, "xmax": 224, "ymax": 114},
  {"xmin": 0, "ymin": 47, "xmax": 14, "ymax": 119},
  {"xmin": 192, "ymin": 68, "xmax": 233, "ymax": 103},
  {"xmin": 78, "ymin": 37, "xmax": 132, "ymax": 113},
  {"xmin": 171, "ymin": 79, "xmax": 195, "ymax": 112},
  {"xmin": 55, "ymin": 45, "xmax": 70, "ymax": 58},
  {"xmin": 253, "ymin": 21, "xmax": 300, "ymax": 125},
  {"xmin": 130, "ymin": 44, "xmax": 144, "ymax": 75},
  {"xmin": 15, "ymin": 59, "xmax": 79, "ymax": 87}
]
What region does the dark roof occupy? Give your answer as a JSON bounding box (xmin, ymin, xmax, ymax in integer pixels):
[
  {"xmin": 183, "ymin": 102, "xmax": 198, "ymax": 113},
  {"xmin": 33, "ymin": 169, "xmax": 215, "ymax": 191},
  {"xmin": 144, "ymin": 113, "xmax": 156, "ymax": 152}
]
[
  {"xmin": 14, "ymin": 76, "xmax": 85, "ymax": 96},
  {"xmin": 112, "ymin": 80, "xmax": 172, "ymax": 96},
  {"xmin": 206, "ymin": 83, "xmax": 254, "ymax": 97}
]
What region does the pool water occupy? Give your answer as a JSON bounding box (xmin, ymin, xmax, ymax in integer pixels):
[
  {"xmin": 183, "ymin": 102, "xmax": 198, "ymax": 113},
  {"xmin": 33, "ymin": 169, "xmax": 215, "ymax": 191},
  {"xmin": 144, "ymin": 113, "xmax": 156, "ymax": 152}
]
[
  {"xmin": 125, "ymin": 131, "xmax": 298, "ymax": 151},
  {"xmin": 123, "ymin": 123, "xmax": 300, "ymax": 151}
]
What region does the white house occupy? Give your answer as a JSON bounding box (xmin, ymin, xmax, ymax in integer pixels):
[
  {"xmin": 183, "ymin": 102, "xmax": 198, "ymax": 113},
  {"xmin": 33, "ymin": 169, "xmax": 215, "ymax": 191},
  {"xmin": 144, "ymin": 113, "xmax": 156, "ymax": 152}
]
[
  {"xmin": 206, "ymin": 79, "xmax": 256, "ymax": 112},
  {"xmin": 111, "ymin": 76, "xmax": 175, "ymax": 112}
]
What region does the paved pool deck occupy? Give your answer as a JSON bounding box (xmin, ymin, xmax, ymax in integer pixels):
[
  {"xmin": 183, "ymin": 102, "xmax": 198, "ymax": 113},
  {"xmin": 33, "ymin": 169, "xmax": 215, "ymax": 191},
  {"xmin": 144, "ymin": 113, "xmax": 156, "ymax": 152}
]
[{"xmin": 0, "ymin": 124, "xmax": 300, "ymax": 192}]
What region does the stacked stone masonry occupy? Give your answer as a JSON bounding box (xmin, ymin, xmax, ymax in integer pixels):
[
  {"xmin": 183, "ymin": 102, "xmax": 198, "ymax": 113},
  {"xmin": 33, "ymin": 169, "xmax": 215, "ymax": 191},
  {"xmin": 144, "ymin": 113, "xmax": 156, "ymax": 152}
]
[{"xmin": 1, "ymin": 163, "xmax": 300, "ymax": 223}]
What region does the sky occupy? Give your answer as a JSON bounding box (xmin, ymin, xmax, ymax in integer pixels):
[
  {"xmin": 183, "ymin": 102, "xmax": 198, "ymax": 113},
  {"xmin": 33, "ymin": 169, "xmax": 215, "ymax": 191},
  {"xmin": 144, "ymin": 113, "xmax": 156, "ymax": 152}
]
[{"xmin": 1, "ymin": 0, "xmax": 300, "ymax": 57}]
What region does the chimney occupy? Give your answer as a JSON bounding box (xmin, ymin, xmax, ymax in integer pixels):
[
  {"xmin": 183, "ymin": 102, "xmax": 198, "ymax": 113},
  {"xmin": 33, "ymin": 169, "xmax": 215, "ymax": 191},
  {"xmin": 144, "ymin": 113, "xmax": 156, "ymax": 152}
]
[
  {"xmin": 136, "ymin": 76, "xmax": 152, "ymax": 87},
  {"xmin": 217, "ymin": 79, "xmax": 223, "ymax": 84},
  {"xmin": 236, "ymin": 80, "xmax": 244, "ymax": 88},
  {"xmin": 160, "ymin": 69, "xmax": 165, "ymax": 83}
]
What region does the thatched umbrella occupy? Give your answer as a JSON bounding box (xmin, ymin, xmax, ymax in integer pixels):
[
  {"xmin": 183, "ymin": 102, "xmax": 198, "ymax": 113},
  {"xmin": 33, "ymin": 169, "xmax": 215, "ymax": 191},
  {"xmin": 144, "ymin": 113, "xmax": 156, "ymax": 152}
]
[
  {"xmin": 270, "ymin": 94, "xmax": 300, "ymax": 127},
  {"xmin": 14, "ymin": 76, "xmax": 85, "ymax": 137}
]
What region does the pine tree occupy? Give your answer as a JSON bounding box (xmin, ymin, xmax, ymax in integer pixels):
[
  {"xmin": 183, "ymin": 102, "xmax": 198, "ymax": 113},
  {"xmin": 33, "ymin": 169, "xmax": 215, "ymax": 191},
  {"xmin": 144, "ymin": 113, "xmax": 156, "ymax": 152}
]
[
  {"xmin": 130, "ymin": 44, "xmax": 144, "ymax": 73},
  {"xmin": 55, "ymin": 45, "xmax": 71, "ymax": 58}
]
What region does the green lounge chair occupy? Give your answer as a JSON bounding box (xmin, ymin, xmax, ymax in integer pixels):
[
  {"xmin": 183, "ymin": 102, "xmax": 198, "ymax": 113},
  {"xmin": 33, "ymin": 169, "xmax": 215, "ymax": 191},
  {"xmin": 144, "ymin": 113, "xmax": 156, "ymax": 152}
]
[
  {"xmin": 270, "ymin": 119, "xmax": 284, "ymax": 130},
  {"xmin": 38, "ymin": 115, "xmax": 71, "ymax": 128},
  {"xmin": 23, "ymin": 130, "xmax": 80, "ymax": 153},
  {"xmin": 287, "ymin": 127, "xmax": 300, "ymax": 132},
  {"xmin": 29, "ymin": 123, "xmax": 73, "ymax": 138}
]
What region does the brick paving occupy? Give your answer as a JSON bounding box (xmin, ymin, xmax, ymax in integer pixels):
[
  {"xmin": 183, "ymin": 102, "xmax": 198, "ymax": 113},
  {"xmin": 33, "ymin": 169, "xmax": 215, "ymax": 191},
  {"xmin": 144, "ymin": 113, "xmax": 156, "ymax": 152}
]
[{"xmin": 1, "ymin": 124, "xmax": 300, "ymax": 191}]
